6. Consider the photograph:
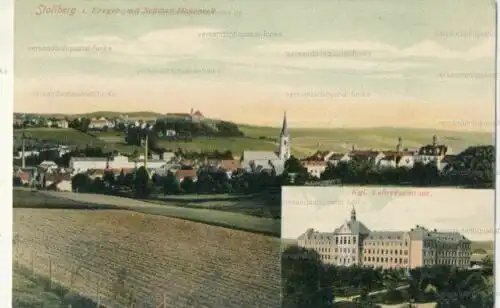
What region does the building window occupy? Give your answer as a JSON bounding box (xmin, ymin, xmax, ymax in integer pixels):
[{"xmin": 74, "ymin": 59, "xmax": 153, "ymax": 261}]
[{"xmin": 353, "ymin": 237, "xmax": 356, "ymax": 244}]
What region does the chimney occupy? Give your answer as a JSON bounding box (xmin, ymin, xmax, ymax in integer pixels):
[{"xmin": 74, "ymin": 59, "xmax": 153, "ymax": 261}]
[{"xmin": 21, "ymin": 134, "xmax": 26, "ymax": 168}]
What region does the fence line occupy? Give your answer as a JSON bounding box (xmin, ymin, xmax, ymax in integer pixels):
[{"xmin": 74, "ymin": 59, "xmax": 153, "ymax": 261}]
[{"xmin": 13, "ymin": 239, "xmax": 173, "ymax": 308}]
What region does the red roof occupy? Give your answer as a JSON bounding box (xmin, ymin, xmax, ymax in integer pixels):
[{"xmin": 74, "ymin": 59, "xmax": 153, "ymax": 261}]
[
  {"xmin": 193, "ymin": 110, "xmax": 203, "ymax": 116},
  {"xmin": 175, "ymin": 169, "xmax": 197, "ymax": 179},
  {"xmin": 45, "ymin": 173, "xmax": 71, "ymax": 182},
  {"xmin": 104, "ymin": 168, "xmax": 135, "ymax": 174},
  {"xmin": 220, "ymin": 160, "xmax": 241, "ymax": 171},
  {"xmin": 17, "ymin": 172, "xmax": 30, "ymax": 182}
]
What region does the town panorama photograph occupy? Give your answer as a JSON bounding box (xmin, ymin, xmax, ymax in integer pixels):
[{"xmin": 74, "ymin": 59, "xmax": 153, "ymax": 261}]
[{"xmin": 11, "ymin": 0, "xmax": 495, "ymax": 307}]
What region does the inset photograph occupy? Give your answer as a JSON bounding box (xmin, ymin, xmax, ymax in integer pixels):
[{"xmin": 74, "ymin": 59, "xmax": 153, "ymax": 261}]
[{"xmin": 281, "ymin": 186, "xmax": 494, "ymax": 308}]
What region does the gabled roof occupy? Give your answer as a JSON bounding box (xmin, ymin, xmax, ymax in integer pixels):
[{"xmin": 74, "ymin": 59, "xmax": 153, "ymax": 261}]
[
  {"xmin": 349, "ymin": 150, "xmax": 382, "ymax": 159},
  {"xmin": 418, "ymin": 144, "xmax": 448, "ymax": 156},
  {"xmin": 334, "ymin": 220, "xmax": 371, "ymax": 235},
  {"xmin": 45, "ymin": 173, "xmax": 71, "ymax": 182}
]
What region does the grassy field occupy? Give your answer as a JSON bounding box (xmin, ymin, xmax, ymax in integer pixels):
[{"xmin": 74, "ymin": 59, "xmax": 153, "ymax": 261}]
[
  {"xmin": 14, "ymin": 128, "xmax": 136, "ymax": 154},
  {"xmin": 14, "ymin": 124, "xmax": 492, "ymax": 158},
  {"xmin": 13, "ymin": 189, "xmax": 280, "ymax": 236},
  {"xmin": 157, "ymin": 136, "xmax": 277, "ymax": 156},
  {"xmin": 13, "ymin": 268, "xmax": 63, "ymax": 308},
  {"xmin": 147, "ymin": 192, "xmax": 280, "ymax": 219},
  {"xmin": 13, "ymin": 208, "xmax": 281, "ymax": 307},
  {"xmin": 13, "ymin": 265, "xmax": 99, "ymax": 308}
]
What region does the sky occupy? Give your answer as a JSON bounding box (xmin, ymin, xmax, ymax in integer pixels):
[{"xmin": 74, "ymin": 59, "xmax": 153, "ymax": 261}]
[
  {"xmin": 282, "ymin": 186, "xmax": 494, "ymax": 242},
  {"xmin": 14, "ymin": 0, "xmax": 495, "ymax": 130}
]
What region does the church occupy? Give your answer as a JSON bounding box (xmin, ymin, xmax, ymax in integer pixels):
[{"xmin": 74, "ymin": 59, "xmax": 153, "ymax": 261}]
[{"xmin": 240, "ymin": 112, "xmax": 291, "ymax": 175}]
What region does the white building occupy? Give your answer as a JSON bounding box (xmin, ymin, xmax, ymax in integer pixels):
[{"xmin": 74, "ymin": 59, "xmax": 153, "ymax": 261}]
[
  {"xmin": 39, "ymin": 160, "xmax": 58, "ymax": 171},
  {"xmin": 302, "ymin": 161, "xmax": 327, "ymax": 178},
  {"xmin": 240, "ymin": 112, "xmax": 290, "ymax": 176},
  {"xmin": 88, "ymin": 117, "xmax": 114, "ymax": 129},
  {"xmin": 69, "ymin": 157, "xmax": 108, "ymax": 173},
  {"xmin": 414, "ymin": 135, "xmax": 451, "ymax": 168},
  {"xmin": 327, "ymin": 153, "xmax": 351, "ymax": 166}
]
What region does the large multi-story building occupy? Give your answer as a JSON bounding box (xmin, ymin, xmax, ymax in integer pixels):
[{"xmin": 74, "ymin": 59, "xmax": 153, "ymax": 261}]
[{"xmin": 297, "ymin": 208, "xmax": 472, "ymax": 270}]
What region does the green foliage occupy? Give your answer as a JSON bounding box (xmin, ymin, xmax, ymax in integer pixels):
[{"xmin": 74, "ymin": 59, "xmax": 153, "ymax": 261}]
[
  {"xmin": 134, "ymin": 166, "xmax": 152, "ymax": 198},
  {"xmin": 281, "ymin": 247, "xmax": 493, "ymax": 308},
  {"xmin": 320, "ymin": 146, "xmax": 494, "ymax": 188}
]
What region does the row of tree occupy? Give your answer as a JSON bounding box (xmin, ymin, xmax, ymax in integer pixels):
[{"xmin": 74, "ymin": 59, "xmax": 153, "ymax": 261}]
[{"xmin": 282, "ymin": 245, "xmax": 494, "ymax": 308}]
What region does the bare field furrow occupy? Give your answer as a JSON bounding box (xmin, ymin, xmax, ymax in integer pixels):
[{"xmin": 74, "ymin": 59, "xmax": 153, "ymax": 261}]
[{"xmin": 14, "ymin": 209, "xmax": 281, "ymax": 308}]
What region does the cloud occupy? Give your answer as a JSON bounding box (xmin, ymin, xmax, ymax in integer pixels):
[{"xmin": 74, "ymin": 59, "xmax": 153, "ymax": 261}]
[
  {"xmin": 67, "ymin": 27, "xmax": 221, "ymax": 64},
  {"xmin": 257, "ymin": 39, "xmax": 494, "ymax": 60},
  {"xmin": 399, "ymin": 39, "xmax": 494, "ymax": 60}
]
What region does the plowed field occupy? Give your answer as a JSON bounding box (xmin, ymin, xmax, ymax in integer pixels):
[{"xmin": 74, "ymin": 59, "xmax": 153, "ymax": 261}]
[{"xmin": 13, "ymin": 209, "xmax": 281, "ymax": 308}]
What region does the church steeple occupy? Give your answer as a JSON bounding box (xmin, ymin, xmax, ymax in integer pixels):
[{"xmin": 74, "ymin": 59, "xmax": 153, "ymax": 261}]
[
  {"xmin": 278, "ymin": 111, "xmax": 291, "ymax": 161},
  {"xmin": 350, "ymin": 207, "xmax": 356, "ymax": 221},
  {"xmin": 280, "ymin": 111, "xmax": 289, "ymax": 137}
]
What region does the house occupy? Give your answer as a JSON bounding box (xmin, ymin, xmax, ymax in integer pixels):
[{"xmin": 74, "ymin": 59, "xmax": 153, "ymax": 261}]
[
  {"xmin": 240, "ymin": 151, "xmax": 285, "ymax": 175},
  {"xmin": 160, "ymin": 152, "xmax": 176, "ymax": 162},
  {"xmin": 377, "ymin": 151, "xmax": 415, "ymax": 169},
  {"xmin": 15, "ymin": 149, "xmax": 39, "ymax": 159},
  {"xmin": 301, "ymin": 160, "xmax": 327, "ymax": 178},
  {"xmin": 414, "ymin": 135, "xmax": 450, "ymax": 166},
  {"xmin": 175, "ymin": 169, "xmax": 198, "ymax": 183},
  {"xmin": 220, "ymin": 159, "xmax": 241, "ymax": 178},
  {"xmin": 305, "ymin": 150, "xmax": 331, "ymax": 161},
  {"xmin": 327, "ymin": 153, "xmax": 351, "ymax": 166},
  {"xmin": 39, "ymin": 160, "xmax": 58, "ymax": 170},
  {"xmin": 88, "ymin": 117, "xmax": 112, "ymax": 130},
  {"xmin": 190, "ymin": 108, "xmax": 205, "ymax": 122},
  {"xmin": 53, "ymin": 119, "xmax": 68, "ymax": 128},
  {"xmin": 13, "ymin": 170, "xmax": 31, "ymax": 186},
  {"xmin": 86, "ymin": 169, "xmax": 105, "ymax": 180},
  {"xmin": 349, "ymin": 150, "xmax": 385, "ymax": 165},
  {"xmin": 69, "ymin": 157, "xmax": 108, "ymax": 173},
  {"xmin": 13, "ymin": 167, "xmax": 39, "ymax": 186},
  {"xmin": 45, "ymin": 173, "xmax": 72, "ymax": 191}
]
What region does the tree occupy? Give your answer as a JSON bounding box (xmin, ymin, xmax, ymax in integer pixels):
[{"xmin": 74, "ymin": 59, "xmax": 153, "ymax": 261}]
[
  {"xmin": 283, "ymin": 156, "xmax": 309, "ymax": 185},
  {"xmin": 71, "ymin": 173, "xmax": 91, "ymax": 192},
  {"xmin": 281, "ymin": 245, "xmax": 333, "ymax": 308},
  {"xmin": 448, "ymin": 145, "xmax": 494, "ymax": 187},
  {"xmin": 410, "ymin": 162, "xmax": 440, "ymax": 186},
  {"xmin": 103, "ymin": 170, "xmax": 116, "ymax": 186},
  {"xmin": 134, "ymin": 166, "xmax": 151, "ymax": 198},
  {"xmin": 181, "ymin": 177, "xmax": 195, "ymax": 193},
  {"xmin": 163, "ymin": 171, "xmax": 179, "ymax": 195}
]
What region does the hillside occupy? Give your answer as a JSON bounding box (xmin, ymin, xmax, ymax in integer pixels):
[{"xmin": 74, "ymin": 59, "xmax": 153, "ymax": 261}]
[
  {"xmin": 13, "ymin": 112, "xmax": 493, "ymax": 158},
  {"xmin": 13, "ymin": 128, "xmax": 135, "ymax": 154},
  {"xmin": 14, "ymin": 208, "xmax": 281, "ymax": 307}
]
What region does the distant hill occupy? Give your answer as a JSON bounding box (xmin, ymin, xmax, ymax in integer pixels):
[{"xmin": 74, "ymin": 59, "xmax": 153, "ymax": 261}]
[{"xmin": 14, "ymin": 111, "xmax": 163, "ymax": 119}]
